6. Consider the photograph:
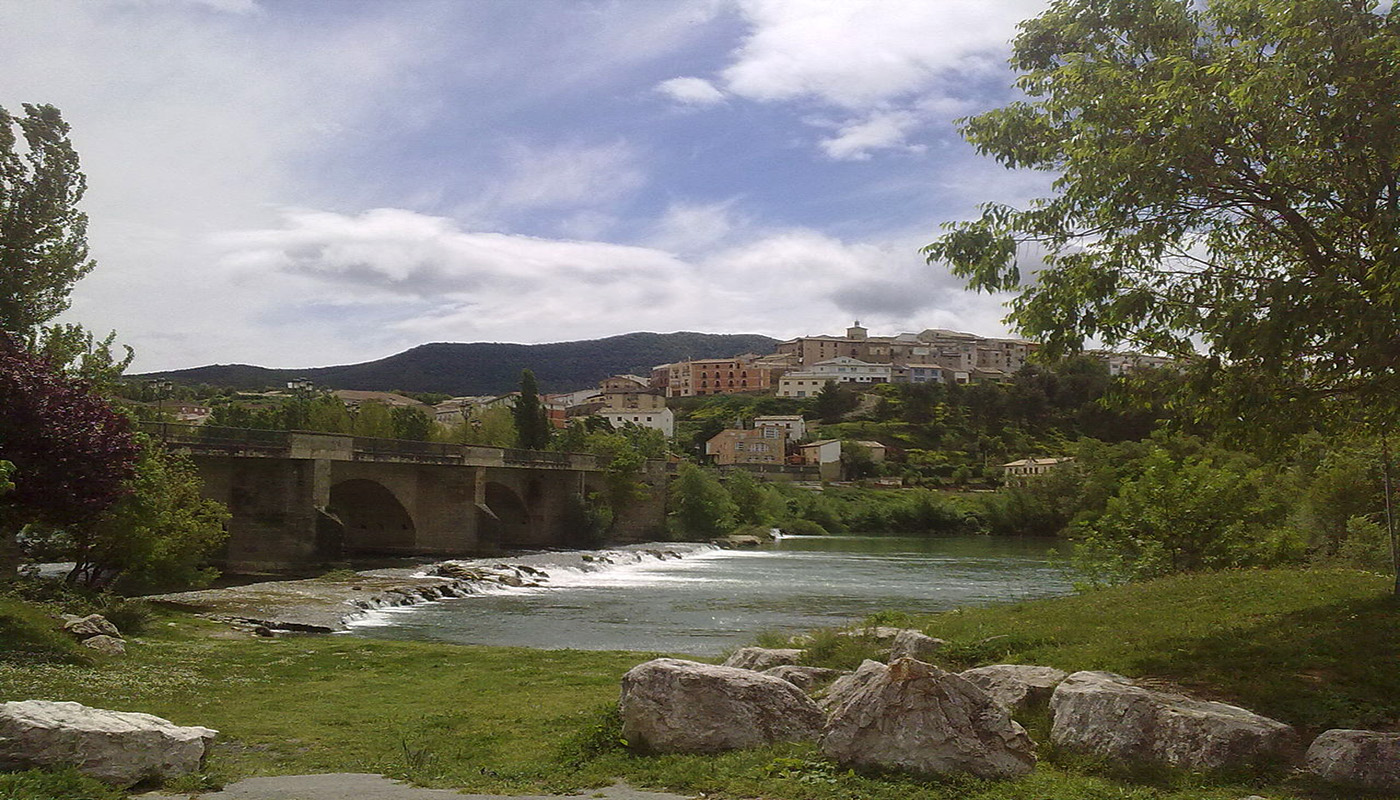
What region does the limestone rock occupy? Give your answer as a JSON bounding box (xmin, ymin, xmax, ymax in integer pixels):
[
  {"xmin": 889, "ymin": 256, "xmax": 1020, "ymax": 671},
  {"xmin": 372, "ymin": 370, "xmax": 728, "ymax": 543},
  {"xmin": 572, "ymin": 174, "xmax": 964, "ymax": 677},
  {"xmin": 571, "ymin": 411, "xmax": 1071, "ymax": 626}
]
[
  {"xmin": 1304, "ymin": 729, "xmax": 1400, "ymax": 792},
  {"xmin": 1050, "ymin": 671, "xmax": 1297, "ymax": 771},
  {"xmin": 619, "ymin": 658, "xmax": 824, "ymax": 754},
  {"xmin": 821, "ymin": 657, "xmax": 1036, "ymax": 780},
  {"xmin": 961, "ymin": 665, "xmax": 1068, "ymax": 712},
  {"xmin": 63, "ymin": 614, "xmax": 120, "ymax": 640},
  {"xmin": 761, "ymin": 665, "xmax": 845, "ymax": 692},
  {"xmin": 81, "ymin": 635, "xmax": 126, "ymax": 656},
  {"xmin": 818, "ymin": 659, "xmax": 888, "ymax": 712},
  {"xmin": 723, "ymin": 647, "xmax": 804, "ymax": 671},
  {"xmin": 0, "ymin": 700, "xmax": 216, "ymax": 787},
  {"xmin": 889, "ymin": 629, "xmax": 945, "ymax": 662},
  {"xmin": 837, "ymin": 625, "xmax": 907, "ymax": 645}
]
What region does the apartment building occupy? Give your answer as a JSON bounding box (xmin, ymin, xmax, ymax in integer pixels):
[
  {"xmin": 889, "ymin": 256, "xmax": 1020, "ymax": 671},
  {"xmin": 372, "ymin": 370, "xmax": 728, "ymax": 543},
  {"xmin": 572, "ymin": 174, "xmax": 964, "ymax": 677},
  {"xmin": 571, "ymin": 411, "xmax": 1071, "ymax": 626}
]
[
  {"xmin": 657, "ymin": 355, "xmax": 778, "ymax": 398},
  {"xmin": 706, "ymin": 426, "xmax": 789, "ymax": 465}
]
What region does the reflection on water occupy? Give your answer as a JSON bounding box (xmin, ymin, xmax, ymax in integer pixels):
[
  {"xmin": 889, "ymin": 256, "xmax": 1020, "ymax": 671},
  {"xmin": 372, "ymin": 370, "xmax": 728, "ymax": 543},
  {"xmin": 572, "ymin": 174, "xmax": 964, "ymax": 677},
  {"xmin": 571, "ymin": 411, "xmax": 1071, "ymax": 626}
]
[{"xmin": 346, "ymin": 535, "xmax": 1072, "ymax": 655}]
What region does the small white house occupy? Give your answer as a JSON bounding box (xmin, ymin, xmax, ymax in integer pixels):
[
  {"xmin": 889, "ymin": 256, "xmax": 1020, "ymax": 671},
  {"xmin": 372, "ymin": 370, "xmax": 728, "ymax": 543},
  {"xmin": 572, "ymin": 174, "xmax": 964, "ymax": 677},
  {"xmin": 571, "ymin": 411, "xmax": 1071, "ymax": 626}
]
[{"xmin": 597, "ymin": 408, "xmax": 674, "ymax": 438}]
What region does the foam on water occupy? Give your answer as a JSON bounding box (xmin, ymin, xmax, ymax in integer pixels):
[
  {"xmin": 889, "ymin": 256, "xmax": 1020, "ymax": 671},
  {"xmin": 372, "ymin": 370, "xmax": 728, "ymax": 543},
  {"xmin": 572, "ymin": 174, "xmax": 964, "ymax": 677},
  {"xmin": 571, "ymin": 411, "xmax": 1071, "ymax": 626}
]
[{"xmin": 343, "ymin": 544, "xmax": 720, "ymax": 631}]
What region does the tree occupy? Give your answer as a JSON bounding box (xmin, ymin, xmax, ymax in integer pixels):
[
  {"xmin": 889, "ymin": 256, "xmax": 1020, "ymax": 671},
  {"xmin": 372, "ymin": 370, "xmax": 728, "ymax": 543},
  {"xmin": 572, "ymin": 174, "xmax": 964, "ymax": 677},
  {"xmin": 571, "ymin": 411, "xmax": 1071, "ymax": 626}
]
[
  {"xmin": 925, "ymin": 0, "xmax": 1400, "ymax": 429},
  {"xmin": 668, "ymin": 463, "xmax": 738, "ymax": 539},
  {"xmin": 0, "ymin": 336, "xmax": 141, "ymax": 576},
  {"xmin": 513, "ymin": 369, "xmax": 551, "ymax": 450},
  {"xmin": 66, "ymin": 438, "xmax": 230, "ymax": 593},
  {"xmin": 1, "ymin": 104, "xmax": 94, "ymax": 336},
  {"xmin": 814, "ymin": 381, "xmax": 857, "ymax": 423},
  {"xmin": 390, "ymin": 405, "xmax": 434, "ymax": 441}
]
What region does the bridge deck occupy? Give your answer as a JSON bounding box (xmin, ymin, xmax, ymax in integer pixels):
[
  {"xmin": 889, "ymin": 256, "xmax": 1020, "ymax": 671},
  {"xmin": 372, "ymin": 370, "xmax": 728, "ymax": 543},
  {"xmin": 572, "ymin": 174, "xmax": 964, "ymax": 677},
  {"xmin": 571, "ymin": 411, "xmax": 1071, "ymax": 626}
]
[{"xmin": 138, "ymin": 422, "xmax": 599, "ymax": 470}]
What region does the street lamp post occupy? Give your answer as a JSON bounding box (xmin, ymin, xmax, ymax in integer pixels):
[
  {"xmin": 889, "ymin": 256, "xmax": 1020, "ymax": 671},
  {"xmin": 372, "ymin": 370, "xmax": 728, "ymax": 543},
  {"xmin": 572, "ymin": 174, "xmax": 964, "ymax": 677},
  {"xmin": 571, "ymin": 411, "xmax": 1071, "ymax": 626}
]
[{"xmin": 147, "ymin": 379, "xmax": 174, "ymax": 442}]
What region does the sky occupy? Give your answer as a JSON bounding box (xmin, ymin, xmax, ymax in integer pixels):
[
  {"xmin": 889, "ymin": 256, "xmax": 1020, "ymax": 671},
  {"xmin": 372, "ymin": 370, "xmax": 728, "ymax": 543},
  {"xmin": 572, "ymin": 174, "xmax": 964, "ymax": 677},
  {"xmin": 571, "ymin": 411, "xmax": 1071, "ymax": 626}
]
[{"xmin": 0, "ymin": 0, "xmax": 1054, "ymax": 372}]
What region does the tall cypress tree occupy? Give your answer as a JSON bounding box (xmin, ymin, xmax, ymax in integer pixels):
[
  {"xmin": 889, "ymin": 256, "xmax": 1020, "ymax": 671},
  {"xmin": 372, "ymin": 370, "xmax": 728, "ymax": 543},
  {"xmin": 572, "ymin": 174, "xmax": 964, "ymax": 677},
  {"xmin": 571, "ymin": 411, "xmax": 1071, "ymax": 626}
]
[{"xmin": 513, "ymin": 369, "xmax": 550, "ymax": 450}]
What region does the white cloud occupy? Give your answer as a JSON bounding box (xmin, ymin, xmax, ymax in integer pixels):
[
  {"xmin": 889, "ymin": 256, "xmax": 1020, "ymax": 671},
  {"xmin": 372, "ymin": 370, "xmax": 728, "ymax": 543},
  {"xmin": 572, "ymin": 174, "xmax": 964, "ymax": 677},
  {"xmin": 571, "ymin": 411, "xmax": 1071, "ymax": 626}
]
[
  {"xmin": 656, "ymin": 76, "xmax": 727, "ymax": 106},
  {"xmin": 660, "ymin": 0, "xmax": 1047, "ymax": 159},
  {"xmin": 723, "ymin": 0, "xmax": 1040, "ymax": 108},
  {"xmin": 820, "ymin": 110, "xmax": 926, "ymax": 161},
  {"xmin": 207, "ymin": 207, "xmax": 1015, "ymax": 360},
  {"xmin": 648, "ymin": 200, "xmax": 741, "ymax": 254}
]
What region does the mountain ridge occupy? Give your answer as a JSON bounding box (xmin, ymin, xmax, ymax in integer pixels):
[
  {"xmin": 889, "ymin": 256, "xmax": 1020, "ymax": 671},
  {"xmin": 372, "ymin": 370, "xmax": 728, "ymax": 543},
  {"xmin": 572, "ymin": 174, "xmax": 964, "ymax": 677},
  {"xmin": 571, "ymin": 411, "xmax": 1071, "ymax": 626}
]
[{"xmin": 135, "ymin": 331, "xmax": 781, "ymax": 396}]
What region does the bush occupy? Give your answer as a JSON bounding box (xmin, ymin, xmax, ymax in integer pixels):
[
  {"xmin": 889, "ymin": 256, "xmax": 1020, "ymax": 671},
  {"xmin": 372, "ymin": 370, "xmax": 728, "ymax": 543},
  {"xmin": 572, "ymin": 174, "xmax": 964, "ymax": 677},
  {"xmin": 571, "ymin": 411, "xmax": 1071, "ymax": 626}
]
[{"xmin": 780, "ymin": 518, "xmax": 828, "ymax": 536}]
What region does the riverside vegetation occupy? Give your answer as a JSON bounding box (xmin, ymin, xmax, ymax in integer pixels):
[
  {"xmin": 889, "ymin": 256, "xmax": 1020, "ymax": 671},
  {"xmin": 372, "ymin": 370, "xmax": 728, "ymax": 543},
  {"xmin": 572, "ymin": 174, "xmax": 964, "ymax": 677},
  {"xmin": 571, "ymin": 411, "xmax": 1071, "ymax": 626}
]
[{"xmin": 3, "ymin": 566, "xmax": 1397, "ymax": 800}]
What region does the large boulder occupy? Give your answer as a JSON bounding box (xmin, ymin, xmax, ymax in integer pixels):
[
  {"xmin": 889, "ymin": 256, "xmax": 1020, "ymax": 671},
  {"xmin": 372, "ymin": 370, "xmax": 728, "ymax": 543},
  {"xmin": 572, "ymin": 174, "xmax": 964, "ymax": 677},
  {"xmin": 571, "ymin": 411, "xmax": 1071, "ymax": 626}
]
[
  {"xmin": 818, "ymin": 659, "xmax": 888, "ymax": 712},
  {"xmin": 1304, "ymin": 729, "xmax": 1400, "ymax": 792},
  {"xmin": 820, "ymin": 658, "xmax": 1037, "ymax": 780},
  {"xmin": 81, "ymin": 635, "xmax": 126, "ymax": 656},
  {"xmin": 889, "ymin": 629, "xmax": 945, "ymax": 662},
  {"xmin": 63, "ymin": 614, "xmax": 120, "ymax": 640},
  {"xmin": 0, "ymin": 700, "xmax": 216, "ymax": 787},
  {"xmin": 723, "ymin": 647, "xmax": 804, "ymax": 671},
  {"xmin": 761, "ymin": 665, "xmax": 845, "ymax": 692},
  {"xmin": 961, "ymin": 665, "xmax": 1068, "ymax": 712},
  {"xmin": 619, "ymin": 658, "xmax": 824, "ymax": 753},
  {"xmin": 1050, "ymin": 671, "xmax": 1297, "ymax": 771}
]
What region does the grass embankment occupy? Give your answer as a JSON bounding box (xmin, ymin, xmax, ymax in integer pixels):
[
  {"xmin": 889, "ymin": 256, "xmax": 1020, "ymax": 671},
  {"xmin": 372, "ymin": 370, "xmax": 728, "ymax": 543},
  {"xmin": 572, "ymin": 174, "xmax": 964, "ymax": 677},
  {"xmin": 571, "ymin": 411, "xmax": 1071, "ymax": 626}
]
[{"xmin": 2, "ymin": 568, "xmax": 1397, "ymax": 800}]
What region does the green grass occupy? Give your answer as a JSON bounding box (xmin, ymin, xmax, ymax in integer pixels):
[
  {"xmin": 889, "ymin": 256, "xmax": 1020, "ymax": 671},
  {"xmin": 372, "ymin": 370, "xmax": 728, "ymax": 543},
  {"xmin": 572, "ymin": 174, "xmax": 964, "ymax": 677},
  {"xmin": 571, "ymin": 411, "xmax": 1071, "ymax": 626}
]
[{"xmin": 2, "ymin": 568, "xmax": 1397, "ymax": 799}]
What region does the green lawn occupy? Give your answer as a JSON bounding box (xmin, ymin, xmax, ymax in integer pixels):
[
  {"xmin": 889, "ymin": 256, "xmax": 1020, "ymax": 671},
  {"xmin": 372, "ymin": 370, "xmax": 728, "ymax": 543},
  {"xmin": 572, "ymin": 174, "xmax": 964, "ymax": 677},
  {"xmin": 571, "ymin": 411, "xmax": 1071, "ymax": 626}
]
[{"xmin": 2, "ymin": 568, "xmax": 1397, "ymax": 799}]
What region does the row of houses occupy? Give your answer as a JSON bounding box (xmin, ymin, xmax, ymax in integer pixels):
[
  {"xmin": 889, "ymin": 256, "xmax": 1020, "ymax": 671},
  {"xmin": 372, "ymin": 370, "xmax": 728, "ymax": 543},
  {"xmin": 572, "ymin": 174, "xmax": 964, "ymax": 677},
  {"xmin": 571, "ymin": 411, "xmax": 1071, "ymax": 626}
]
[{"xmin": 652, "ymin": 323, "xmax": 1036, "ymax": 399}]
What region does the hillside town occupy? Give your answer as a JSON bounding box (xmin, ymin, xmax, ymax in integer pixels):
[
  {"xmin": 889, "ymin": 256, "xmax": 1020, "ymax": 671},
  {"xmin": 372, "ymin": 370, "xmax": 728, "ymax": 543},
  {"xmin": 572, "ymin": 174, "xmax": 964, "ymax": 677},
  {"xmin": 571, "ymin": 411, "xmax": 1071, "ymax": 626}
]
[{"xmin": 143, "ymin": 322, "xmax": 1172, "ymax": 481}]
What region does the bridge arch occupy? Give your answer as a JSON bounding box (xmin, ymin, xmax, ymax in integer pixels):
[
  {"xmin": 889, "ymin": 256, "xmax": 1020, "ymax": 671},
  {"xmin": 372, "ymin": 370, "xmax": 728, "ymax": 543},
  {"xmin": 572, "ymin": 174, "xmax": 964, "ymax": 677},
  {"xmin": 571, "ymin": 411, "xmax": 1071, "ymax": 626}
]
[
  {"xmin": 328, "ymin": 478, "xmax": 416, "ymax": 555},
  {"xmin": 481, "ymin": 481, "xmax": 529, "ymax": 547}
]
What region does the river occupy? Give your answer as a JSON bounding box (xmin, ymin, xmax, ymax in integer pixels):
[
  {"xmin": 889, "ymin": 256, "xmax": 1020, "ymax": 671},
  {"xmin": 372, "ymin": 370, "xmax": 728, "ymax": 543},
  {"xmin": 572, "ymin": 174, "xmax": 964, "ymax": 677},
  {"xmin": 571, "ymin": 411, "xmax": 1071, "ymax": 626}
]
[{"xmin": 345, "ymin": 535, "xmax": 1072, "ymax": 655}]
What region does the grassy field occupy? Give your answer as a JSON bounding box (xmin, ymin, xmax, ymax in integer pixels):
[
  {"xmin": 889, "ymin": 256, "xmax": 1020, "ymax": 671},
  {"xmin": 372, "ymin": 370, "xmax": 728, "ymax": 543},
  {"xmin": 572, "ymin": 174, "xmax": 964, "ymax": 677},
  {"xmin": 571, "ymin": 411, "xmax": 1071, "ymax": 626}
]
[{"xmin": 2, "ymin": 567, "xmax": 1397, "ymax": 799}]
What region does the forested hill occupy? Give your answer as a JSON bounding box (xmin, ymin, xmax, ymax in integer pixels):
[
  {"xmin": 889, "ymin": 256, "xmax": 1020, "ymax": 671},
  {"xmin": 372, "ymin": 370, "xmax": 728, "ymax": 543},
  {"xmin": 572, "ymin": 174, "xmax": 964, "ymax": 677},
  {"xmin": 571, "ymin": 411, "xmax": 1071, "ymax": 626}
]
[{"xmin": 135, "ymin": 332, "xmax": 780, "ymax": 395}]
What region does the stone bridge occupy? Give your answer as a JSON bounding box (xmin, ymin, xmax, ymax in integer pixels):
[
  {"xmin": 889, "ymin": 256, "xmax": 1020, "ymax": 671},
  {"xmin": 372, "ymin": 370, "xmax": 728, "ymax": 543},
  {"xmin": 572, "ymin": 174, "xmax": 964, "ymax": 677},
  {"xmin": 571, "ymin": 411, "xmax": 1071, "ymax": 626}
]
[{"xmin": 144, "ymin": 424, "xmax": 663, "ymax": 574}]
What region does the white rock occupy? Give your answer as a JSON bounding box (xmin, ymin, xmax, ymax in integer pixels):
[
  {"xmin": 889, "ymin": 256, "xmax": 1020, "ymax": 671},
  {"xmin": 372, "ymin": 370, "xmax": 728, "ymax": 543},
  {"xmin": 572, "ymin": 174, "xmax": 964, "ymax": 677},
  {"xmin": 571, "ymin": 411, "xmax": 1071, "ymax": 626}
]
[
  {"xmin": 888, "ymin": 629, "xmax": 945, "ymax": 662},
  {"xmin": 619, "ymin": 658, "xmax": 824, "ymax": 754},
  {"xmin": 761, "ymin": 665, "xmax": 845, "ymax": 692},
  {"xmin": 63, "ymin": 614, "xmax": 120, "ymax": 640},
  {"xmin": 722, "ymin": 647, "xmax": 803, "ymax": 671},
  {"xmin": 960, "ymin": 664, "xmax": 1068, "ymax": 711},
  {"xmin": 818, "ymin": 659, "xmax": 888, "ymax": 712},
  {"xmin": 1304, "ymin": 729, "xmax": 1400, "ymax": 792},
  {"xmin": 1050, "ymin": 671, "xmax": 1297, "ymax": 771},
  {"xmin": 81, "ymin": 635, "xmax": 126, "ymax": 656},
  {"xmin": 821, "ymin": 658, "xmax": 1036, "ymax": 780},
  {"xmin": 0, "ymin": 700, "xmax": 216, "ymax": 787}
]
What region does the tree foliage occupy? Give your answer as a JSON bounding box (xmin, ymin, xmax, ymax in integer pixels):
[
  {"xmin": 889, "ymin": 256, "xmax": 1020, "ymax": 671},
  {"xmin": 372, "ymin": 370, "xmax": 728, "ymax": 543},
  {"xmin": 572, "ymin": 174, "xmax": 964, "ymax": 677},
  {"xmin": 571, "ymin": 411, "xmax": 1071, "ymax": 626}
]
[
  {"xmin": 0, "ymin": 338, "xmax": 140, "ymax": 537},
  {"xmin": 1, "ymin": 104, "xmax": 94, "ymax": 336},
  {"xmin": 67, "ymin": 438, "xmax": 230, "ymax": 593},
  {"xmin": 513, "ymin": 369, "xmax": 551, "ymax": 450},
  {"xmin": 668, "ymin": 463, "xmax": 738, "ymax": 539},
  {"xmin": 926, "ymin": 0, "xmax": 1400, "ymax": 428}
]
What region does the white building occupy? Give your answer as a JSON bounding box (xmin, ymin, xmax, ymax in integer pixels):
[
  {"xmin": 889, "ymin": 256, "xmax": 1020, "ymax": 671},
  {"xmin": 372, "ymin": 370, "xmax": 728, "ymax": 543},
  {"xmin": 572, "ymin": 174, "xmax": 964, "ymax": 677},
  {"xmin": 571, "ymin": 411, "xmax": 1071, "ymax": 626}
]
[
  {"xmin": 754, "ymin": 415, "xmax": 807, "ymax": 441},
  {"xmin": 777, "ymin": 357, "xmax": 892, "ymax": 397},
  {"xmin": 597, "ymin": 408, "xmax": 674, "ymax": 438}
]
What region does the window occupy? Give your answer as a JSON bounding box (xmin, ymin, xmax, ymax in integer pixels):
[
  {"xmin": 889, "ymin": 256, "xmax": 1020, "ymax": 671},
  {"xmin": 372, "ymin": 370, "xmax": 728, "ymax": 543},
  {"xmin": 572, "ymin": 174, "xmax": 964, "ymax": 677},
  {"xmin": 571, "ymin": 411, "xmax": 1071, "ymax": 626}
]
[
  {"xmin": 763, "ymin": 427, "xmax": 778, "ymax": 439},
  {"xmin": 734, "ymin": 442, "xmax": 745, "ymax": 451}
]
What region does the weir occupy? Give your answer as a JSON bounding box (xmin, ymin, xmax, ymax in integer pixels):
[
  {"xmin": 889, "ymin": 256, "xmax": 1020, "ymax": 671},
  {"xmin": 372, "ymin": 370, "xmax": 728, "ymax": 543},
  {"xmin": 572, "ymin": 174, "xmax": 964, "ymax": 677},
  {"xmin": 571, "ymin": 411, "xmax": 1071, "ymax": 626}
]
[{"xmin": 141, "ymin": 423, "xmax": 667, "ymax": 574}]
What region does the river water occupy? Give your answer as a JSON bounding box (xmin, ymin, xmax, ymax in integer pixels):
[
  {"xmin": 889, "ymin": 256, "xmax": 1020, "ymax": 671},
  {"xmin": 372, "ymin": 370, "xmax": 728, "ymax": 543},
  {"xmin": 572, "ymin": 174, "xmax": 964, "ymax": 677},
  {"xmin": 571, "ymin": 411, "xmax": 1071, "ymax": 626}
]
[{"xmin": 345, "ymin": 535, "xmax": 1072, "ymax": 656}]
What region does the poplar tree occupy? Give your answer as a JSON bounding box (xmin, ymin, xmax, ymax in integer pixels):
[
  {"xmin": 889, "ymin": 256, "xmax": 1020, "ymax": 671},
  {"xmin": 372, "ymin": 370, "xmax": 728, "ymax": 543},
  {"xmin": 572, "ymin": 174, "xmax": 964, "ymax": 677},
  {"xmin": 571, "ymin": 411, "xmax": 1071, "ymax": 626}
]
[
  {"xmin": 513, "ymin": 369, "xmax": 551, "ymax": 450},
  {"xmin": 1, "ymin": 104, "xmax": 94, "ymax": 336}
]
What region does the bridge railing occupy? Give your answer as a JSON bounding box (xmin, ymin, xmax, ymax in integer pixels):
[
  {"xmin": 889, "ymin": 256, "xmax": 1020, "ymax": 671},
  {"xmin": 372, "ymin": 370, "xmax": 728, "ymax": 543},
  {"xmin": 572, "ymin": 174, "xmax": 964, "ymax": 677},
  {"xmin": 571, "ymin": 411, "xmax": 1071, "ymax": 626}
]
[
  {"xmin": 352, "ymin": 436, "xmax": 464, "ymax": 462},
  {"xmin": 138, "ymin": 422, "xmax": 292, "ymax": 452},
  {"xmin": 139, "ymin": 421, "xmax": 598, "ymax": 468}
]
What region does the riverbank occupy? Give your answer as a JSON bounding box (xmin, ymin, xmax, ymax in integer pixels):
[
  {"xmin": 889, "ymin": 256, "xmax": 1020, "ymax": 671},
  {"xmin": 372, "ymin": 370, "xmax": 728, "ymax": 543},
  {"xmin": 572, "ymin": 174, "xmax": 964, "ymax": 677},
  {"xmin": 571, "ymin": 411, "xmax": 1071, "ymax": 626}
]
[{"xmin": 2, "ymin": 567, "xmax": 1396, "ymax": 799}]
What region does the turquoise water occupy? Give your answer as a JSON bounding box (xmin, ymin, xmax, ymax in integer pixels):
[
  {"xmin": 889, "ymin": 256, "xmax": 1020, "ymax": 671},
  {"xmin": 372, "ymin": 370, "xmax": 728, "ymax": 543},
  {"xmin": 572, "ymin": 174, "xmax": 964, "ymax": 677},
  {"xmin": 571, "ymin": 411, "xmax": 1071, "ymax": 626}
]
[{"xmin": 346, "ymin": 535, "xmax": 1072, "ymax": 655}]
